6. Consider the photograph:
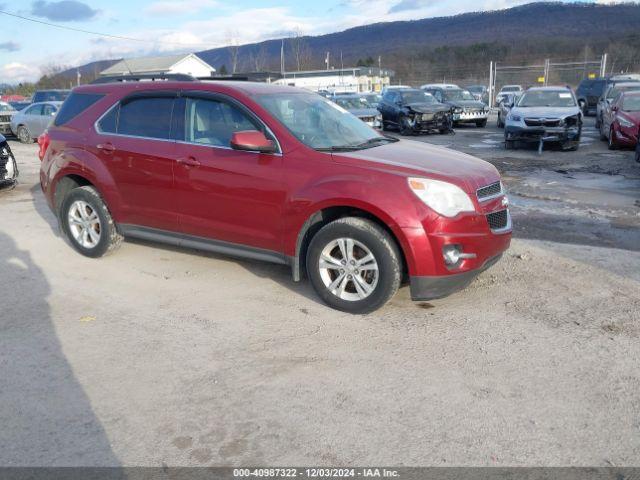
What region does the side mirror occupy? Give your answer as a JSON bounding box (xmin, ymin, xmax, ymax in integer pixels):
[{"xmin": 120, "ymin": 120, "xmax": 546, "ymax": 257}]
[
  {"xmin": 611, "ymin": 105, "xmax": 619, "ymax": 112},
  {"xmin": 230, "ymin": 130, "xmax": 276, "ymax": 154}
]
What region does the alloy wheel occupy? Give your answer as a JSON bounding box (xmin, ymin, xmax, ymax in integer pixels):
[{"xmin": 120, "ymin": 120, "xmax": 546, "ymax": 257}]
[
  {"xmin": 67, "ymin": 200, "xmax": 102, "ymax": 249},
  {"xmin": 318, "ymin": 237, "xmax": 379, "ymax": 301}
]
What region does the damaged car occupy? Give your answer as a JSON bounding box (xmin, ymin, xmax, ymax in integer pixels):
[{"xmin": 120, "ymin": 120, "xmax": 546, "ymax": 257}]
[
  {"xmin": 0, "ymin": 101, "xmax": 17, "ymax": 136},
  {"xmin": 504, "ymin": 86, "xmax": 582, "ymax": 152},
  {"xmin": 332, "ymin": 94, "xmax": 382, "ymax": 128},
  {"xmin": 0, "ymin": 134, "xmax": 18, "ymax": 188},
  {"xmin": 421, "ymin": 84, "xmax": 489, "ymax": 127},
  {"xmin": 378, "ymin": 88, "xmax": 452, "ymax": 135}
]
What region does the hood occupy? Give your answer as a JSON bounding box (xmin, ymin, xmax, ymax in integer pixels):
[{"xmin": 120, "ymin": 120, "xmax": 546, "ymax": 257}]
[
  {"xmin": 447, "ymin": 100, "xmax": 486, "ymax": 109},
  {"xmin": 349, "ymin": 108, "xmax": 379, "ymax": 118},
  {"xmin": 332, "ymin": 139, "xmax": 499, "ymax": 193},
  {"xmin": 405, "ymin": 102, "xmax": 449, "ymax": 114},
  {"xmin": 620, "ymin": 111, "xmax": 640, "ymax": 124},
  {"xmin": 511, "ymin": 106, "xmax": 580, "ymax": 118}
]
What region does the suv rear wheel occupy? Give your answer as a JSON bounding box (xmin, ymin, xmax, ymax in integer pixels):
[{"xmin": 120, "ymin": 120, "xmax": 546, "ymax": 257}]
[
  {"xmin": 60, "ymin": 186, "xmax": 123, "ymax": 258},
  {"xmin": 306, "ymin": 217, "xmax": 401, "ymax": 314}
]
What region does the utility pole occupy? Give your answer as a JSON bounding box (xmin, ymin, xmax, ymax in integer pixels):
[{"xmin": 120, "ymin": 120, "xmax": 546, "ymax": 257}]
[
  {"xmin": 600, "ymin": 53, "xmax": 608, "ymax": 78},
  {"xmin": 280, "ymin": 40, "xmax": 285, "ymax": 75},
  {"xmin": 543, "ymin": 58, "xmax": 550, "ymax": 86},
  {"xmin": 325, "ymin": 52, "xmax": 330, "ymax": 70},
  {"xmin": 488, "ymin": 61, "xmax": 494, "ymax": 108}
]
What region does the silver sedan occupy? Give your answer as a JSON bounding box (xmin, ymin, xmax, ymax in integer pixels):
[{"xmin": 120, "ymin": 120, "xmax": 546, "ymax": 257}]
[{"xmin": 10, "ymin": 101, "xmax": 62, "ymax": 143}]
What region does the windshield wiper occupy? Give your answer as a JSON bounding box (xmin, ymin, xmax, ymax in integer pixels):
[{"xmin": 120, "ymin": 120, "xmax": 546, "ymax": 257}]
[
  {"xmin": 353, "ymin": 136, "xmax": 398, "ymax": 149},
  {"xmin": 316, "ymin": 145, "xmax": 363, "ymax": 152}
]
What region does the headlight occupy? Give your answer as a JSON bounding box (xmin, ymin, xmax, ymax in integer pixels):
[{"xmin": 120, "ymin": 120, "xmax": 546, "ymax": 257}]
[
  {"xmin": 618, "ymin": 116, "xmax": 634, "ymax": 128},
  {"xmin": 408, "ymin": 178, "xmax": 475, "ymax": 218},
  {"xmin": 507, "ymin": 113, "xmax": 521, "ymax": 122}
]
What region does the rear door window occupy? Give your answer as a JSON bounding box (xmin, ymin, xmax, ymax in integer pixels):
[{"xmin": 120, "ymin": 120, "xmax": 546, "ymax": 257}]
[
  {"xmin": 25, "ymin": 104, "xmax": 43, "ymax": 116},
  {"xmin": 42, "ymin": 104, "xmax": 57, "ymax": 117},
  {"xmin": 54, "ymin": 93, "xmax": 104, "ymax": 126},
  {"xmin": 117, "ymin": 97, "xmax": 174, "ymax": 140}
]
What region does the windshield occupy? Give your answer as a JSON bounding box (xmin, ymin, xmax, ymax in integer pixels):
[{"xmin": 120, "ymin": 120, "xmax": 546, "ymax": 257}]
[
  {"xmin": 362, "ymin": 94, "xmax": 381, "ymax": 107},
  {"xmin": 0, "ymin": 103, "xmax": 12, "ymax": 112},
  {"xmin": 608, "ymin": 84, "xmax": 640, "ymax": 100},
  {"xmin": 517, "ymin": 90, "xmax": 576, "ymax": 107},
  {"xmin": 335, "ymin": 97, "xmax": 374, "ymax": 109},
  {"xmin": 256, "ymin": 92, "xmax": 390, "ymax": 150},
  {"xmin": 623, "ymin": 96, "xmax": 640, "ymax": 112},
  {"xmin": 401, "ymin": 91, "xmax": 436, "ymax": 104},
  {"xmin": 467, "ymin": 86, "xmax": 484, "ymax": 93},
  {"xmin": 442, "ymin": 89, "xmax": 476, "ymax": 101},
  {"xmin": 501, "ymin": 86, "xmax": 521, "ymax": 93}
]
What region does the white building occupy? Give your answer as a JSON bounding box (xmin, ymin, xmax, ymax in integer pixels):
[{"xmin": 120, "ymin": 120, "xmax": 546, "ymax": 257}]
[
  {"xmin": 100, "ymin": 53, "xmax": 215, "ymax": 78},
  {"xmin": 273, "ymin": 67, "xmax": 394, "ymax": 93}
]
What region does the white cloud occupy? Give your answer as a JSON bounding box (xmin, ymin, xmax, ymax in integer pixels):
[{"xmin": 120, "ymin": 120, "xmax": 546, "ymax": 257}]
[
  {"xmin": 0, "ymin": 62, "xmax": 41, "ymax": 83},
  {"xmin": 144, "ymin": 0, "xmax": 217, "ymax": 16}
]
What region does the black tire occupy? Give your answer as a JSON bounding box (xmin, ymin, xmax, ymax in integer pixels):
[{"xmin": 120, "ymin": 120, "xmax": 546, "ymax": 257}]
[
  {"xmin": 306, "ymin": 217, "xmax": 402, "ymax": 314},
  {"xmin": 505, "ymin": 138, "xmax": 515, "ymax": 150},
  {"xmin": 608, "ymin": 127, "xmax": 618, "ymax": 150},
  {"xmin": 579, "ymin": 100, "xmax": 588, "ymax": 116},
  {"xmin": 599, "ymin": 122, "xmax": 607, "ymax": 141},
  {"xmin": 381, "ymin": 120, "xmax": 389, "ymax": 131},
  {"xmin": 635, "ymin": 147, "xmax": 640, "ymax": 163},
  {"xmin": 399, "ymin": 115, "xmax": 412, "ymax": 136},
  {"xmin": 476, "ymin": 119, "xmax": 487, "ymax": 128},
  {"xmin": 16, "ymin": 125, "xmax": 32, "ymax": 144},
  {"xmin": 60, "ymin": 185, "xmax": 123, "ymax": 258},
  {"xmin": 497, "ymin": 114, "xmax": 504, "ymax": 128}
]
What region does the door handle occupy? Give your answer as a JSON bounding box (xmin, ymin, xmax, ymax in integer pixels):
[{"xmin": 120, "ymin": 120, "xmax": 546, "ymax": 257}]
[
  {"xmin": 97, "ymin": 142, "xmax": 115, "ymax": 153},
  {"xmin": 176, "ymin": 156, "xmax": 201, "ymax": 167}
]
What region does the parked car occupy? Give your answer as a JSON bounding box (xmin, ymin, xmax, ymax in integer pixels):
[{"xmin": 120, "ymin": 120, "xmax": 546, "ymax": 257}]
[
  {"xmin": 0, "ymin": 133, "xmax": 18, "ymax": 188},
  {"xmin": 39, "ymin": 78, "xmax": 511, "ymax": 313},
  {"xmin": 332, "ymin": 94, "xmax": 382, "ymax": 128},
  {"xmin": 9, "ymin": 101, "xmax": 31, "ymax": 112},
  {"xmin": 466, "ymin": 85, "xmax": 489, "ymax": 104},
  {"xmin": 496, "ymin": 93, "xmax": 519, "ymax": 128},
  {"xmin": 378, "ymin": 88, "xmax": 452, "ymax": 135},
  {"xmin": 495, "ymin": 85, "xmax": 523, "ymax": 106},
  {"xmin": 599, "ymin": 91, "xmax": 640, "ymax": 150},
  {"xmin": 421, "ymin": 84, "xmax": 489, "ymax": 127},
  {"xmin": 504, "ymin": 86, "xmax": 582, "ymax": 151},
  {"xmin": 595, "ymin": 81, "xmax": 640, "ymax": 129},
  {"xmin": 10, "ymin": 101, "xmax": 62, "ymax": 143},
  {"xmin": 0, "ymin": 101, "xmax": 17, "ymax": 136},
  {"xmin": 361, "ymin": 92, "xmax": 382, "ymax": 109},
  {"xmin": 31, "ymin": 89, "xmax": 70, "ymax": 103}
]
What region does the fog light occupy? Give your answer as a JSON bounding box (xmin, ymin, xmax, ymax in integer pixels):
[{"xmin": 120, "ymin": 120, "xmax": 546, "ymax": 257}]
[{"xmin": 442, "ymin": 244, "xmax": 477, "ymax": 267}]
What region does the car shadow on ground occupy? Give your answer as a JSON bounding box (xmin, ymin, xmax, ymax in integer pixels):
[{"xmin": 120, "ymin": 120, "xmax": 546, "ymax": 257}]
[{"xmin": 0, "ymin": 231, "xmax": 123, "ymax": 469}]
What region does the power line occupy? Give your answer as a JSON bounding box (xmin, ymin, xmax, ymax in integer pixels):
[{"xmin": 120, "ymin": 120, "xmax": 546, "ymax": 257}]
[{"xmin": 0, "ymin": 9, "xmax": 217, "ymax": 49}]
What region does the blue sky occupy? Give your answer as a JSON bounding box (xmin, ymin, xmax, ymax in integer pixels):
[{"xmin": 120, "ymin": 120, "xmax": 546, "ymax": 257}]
[{"xmin": 0, "ymin": 0, "xmax": 623, "ymax": 83}]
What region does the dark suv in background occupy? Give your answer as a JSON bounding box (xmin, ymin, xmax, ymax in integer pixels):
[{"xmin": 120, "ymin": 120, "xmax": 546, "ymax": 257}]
[
  {"xmin": 577, "ymin": 75, "xmax": 640, "ymax": 115},
  {"xmin": 378, "ymin": 88, "xmax": 451, "ymax": 135}
]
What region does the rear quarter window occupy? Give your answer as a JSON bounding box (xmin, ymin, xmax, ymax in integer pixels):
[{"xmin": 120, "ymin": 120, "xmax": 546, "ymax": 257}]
[{"xmin": 54, "ymin": 93, "xmax": 104, "ymax": 126}]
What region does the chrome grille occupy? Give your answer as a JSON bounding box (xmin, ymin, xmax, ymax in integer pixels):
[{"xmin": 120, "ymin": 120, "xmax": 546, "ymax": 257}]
[
  {"xmin": 524, "ymin": 118, "xmax": 561, "ymax": 127},
  {"xmin": 0, "ymin": 115, "xmax": 11, "ymax": 123},
  {"xmin": 486, "ymin": 209, "xmax": 509, "ymax": 230},
  {"xmin": 477, "ymin": 181, "xmax": 502, "ymax": 200}
]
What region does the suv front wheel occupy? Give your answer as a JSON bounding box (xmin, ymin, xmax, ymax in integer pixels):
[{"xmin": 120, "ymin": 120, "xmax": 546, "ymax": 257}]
[
  {"xmin": 306, "ymin": 217, "xmax": 402, "ymax": 314},
  {"xmin": 60, "ymin": 185, "xmax": 123, "ymax": 258}
]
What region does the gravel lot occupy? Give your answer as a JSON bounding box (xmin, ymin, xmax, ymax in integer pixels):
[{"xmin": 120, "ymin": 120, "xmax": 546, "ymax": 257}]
[{"xmin": 1, "ymin": 115, "xmax": 639, "ymax": 467}]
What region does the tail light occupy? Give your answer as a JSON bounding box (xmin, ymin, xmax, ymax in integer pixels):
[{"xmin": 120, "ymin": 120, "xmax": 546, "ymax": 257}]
[{"xmin": 37, "ymin": 131, "xmax": 50, "ymax": 161}]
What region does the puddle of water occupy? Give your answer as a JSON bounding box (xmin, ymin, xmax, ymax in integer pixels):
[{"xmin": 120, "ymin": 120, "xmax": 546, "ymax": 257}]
[{"xmin": 507, "ymin": 169, "xmax": 640, "ymax": 210}]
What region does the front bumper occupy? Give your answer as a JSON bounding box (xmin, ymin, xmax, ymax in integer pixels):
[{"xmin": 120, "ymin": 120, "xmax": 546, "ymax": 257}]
[
  {"xmin": 408, "ymin": 113, "xmax": 452, "ymax": 132},
  {"xmin": 453, "ymin": 111, "xmax": 489, "ymax": 123},
  {"xmin": 410, "ymin": 253, "xmax": 502, "ymax": 300},
  {"xmin": 505, "ymin": 125, "xmax": 581, "ymax": 143}
]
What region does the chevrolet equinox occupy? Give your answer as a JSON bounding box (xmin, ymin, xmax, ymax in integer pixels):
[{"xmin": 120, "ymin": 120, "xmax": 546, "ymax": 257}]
[{"xmin": 39, "ymin": 76, "xmax": 511, "ymax": 313}]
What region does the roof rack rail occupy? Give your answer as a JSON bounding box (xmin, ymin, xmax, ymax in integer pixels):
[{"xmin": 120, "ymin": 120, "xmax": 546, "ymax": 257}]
[
  {"xmin": 196, "ymin": 75, "xmax": 249, "ymax": 81},
  {"xmin": 91, "ymin": 73, "xmax": 196, "ymax": 84}
]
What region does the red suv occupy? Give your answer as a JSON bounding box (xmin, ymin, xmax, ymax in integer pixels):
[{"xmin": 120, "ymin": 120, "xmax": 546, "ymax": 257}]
[{"xmin": 40, "ymin": 76, "xmax": 511, "ymax": 313}]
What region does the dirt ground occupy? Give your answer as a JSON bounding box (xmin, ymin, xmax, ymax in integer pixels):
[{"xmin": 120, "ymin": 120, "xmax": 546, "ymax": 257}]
[{"xmin": 0, "ymin": 114, "xmax": 639, "ymax": 467}]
